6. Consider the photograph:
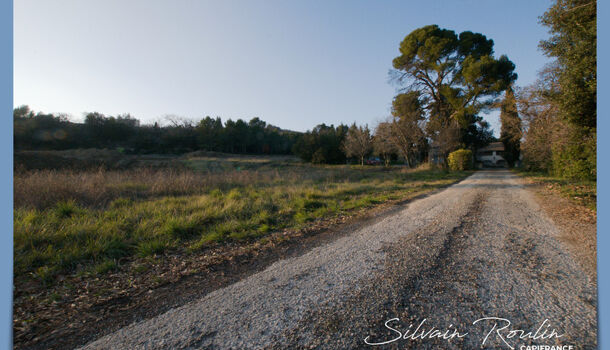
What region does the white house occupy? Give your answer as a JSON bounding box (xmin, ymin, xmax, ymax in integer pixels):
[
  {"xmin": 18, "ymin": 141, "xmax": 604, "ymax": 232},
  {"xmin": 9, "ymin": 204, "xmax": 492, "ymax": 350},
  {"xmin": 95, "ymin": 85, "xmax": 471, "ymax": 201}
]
[{"xmin": 475, "ymin": 142, "xmax": 506, "ymax": 168}]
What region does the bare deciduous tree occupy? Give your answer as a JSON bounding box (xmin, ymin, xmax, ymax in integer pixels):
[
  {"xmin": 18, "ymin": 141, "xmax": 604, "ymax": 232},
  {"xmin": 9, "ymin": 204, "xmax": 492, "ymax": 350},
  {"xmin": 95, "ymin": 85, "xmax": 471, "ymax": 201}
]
[
  {"xmin": 430, "ymin": 119, "xmax": 461, "ymax": 166},
  {"xmin": 388, "ymin": 92, "xmax": 426, "ymax": 167},
  {"xmin": 373, "ymin": 121, "xmax": 396, "ymax": 167},
  {"xmin": 517, "ymin": 78, "xmax": 561, "ymax": 172},
  {"xmin": 342, "ymin": 123, "xmax": 373, "ymax": 166}
]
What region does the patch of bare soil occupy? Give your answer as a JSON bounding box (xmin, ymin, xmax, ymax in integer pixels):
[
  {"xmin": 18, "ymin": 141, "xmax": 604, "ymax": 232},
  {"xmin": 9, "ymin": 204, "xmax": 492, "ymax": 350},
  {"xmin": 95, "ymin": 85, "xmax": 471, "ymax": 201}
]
[
  {"xmin": 525, "ymin": 180, "xmax": 597, "ymax": 282},
  {"xmin": 13, "ymin": 188, "xmax": 445, "ymax": 350}
]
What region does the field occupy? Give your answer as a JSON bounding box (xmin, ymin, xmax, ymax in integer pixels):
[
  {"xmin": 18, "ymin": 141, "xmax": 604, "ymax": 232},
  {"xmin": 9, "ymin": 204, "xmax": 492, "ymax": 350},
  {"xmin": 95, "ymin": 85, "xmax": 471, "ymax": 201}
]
[
  {"xmin": 14, "ymin": 151, "xmax": 472, "ymax": 348},
  {"xmin": 15, "ymin": 152, "xmax": 471, "ymax": 284}
]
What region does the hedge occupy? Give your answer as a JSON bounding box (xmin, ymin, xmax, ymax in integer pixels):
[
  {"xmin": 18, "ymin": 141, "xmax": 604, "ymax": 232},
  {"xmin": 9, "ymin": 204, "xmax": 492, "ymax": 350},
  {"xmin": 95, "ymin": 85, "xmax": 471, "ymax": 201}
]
[{"xmin": 448, "ymin": 149, "xmax": 473, "ymax": 171}]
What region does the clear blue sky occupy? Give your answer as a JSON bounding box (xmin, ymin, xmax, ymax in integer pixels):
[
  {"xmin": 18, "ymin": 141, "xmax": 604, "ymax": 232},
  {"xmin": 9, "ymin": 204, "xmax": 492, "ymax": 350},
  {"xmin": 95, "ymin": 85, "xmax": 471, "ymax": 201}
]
[{"xmin": 14, "ymin": 0, "xmax": 552, "ymax": 136}]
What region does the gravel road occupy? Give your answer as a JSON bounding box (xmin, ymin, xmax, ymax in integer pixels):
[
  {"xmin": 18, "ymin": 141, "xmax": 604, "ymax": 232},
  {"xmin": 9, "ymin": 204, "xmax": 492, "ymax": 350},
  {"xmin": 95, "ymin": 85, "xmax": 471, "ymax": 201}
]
[{"xmin": 80, "ymin": 170, "xmax": 597, "ymax": 349}]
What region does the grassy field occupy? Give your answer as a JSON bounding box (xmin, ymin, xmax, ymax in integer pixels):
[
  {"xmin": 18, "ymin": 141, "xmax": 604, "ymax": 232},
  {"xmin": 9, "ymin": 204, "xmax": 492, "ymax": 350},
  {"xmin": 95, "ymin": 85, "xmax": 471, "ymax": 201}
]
[
  {"xmin": 14, "ymin": 153, "xmax": 471, "ymax": 285},
  {"xmin": 514, "ymin": 170, "xmax": 596, "ymax": 211}
]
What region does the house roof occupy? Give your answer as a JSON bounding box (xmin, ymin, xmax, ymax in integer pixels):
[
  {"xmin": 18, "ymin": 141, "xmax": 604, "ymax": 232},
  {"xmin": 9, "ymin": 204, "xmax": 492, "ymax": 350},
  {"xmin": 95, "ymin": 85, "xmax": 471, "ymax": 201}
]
[{"xmin": 477, "ymin": 142, "xmax": 504, "ymax": 152}]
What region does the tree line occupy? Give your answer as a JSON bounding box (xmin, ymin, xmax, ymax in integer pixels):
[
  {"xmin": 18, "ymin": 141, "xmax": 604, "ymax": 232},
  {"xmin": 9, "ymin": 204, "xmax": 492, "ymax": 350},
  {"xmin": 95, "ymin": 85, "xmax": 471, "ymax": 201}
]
[
  {"xmin": 13, "ymin": 106, "xmax": 299, "ymax": 155},
  {"xmin": 13, "ymin": 25, "xmax": 518, "ymax": 167},
  {"xmin": 15, "ymin": 0, "xmax": 594, "ymax": 178},
  {"xmin": 13, "ymin": 25, "xmax": 519, "ymax": 167}
]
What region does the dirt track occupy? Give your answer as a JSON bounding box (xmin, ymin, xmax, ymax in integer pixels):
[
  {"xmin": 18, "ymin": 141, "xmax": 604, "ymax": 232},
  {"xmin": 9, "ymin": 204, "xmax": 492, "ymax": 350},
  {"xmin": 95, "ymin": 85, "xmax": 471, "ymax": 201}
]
[{"xmin": 80, "ymin": 170, "xmax": 597, "ymax": 349}]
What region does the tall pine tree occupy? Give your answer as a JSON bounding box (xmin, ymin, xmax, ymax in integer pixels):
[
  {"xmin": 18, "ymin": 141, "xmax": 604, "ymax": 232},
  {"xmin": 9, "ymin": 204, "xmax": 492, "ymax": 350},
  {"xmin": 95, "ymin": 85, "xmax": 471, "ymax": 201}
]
[{"xmin": 499, "ymin": 87, "xmax": 522, "ymax": 167}]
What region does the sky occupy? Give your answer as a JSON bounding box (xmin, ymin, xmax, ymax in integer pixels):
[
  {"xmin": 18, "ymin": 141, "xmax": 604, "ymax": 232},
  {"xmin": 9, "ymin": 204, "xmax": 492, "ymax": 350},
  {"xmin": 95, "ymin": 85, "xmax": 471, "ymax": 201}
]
[{"xmin": 14, "ymin": 0, "xmax": 552, "ymax": 136}]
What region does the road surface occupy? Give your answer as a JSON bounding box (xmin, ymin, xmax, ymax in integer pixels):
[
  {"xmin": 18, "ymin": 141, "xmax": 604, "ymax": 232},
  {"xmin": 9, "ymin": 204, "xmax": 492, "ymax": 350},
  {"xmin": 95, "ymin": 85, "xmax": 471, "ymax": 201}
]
[{"xmin": 80, "ymin": 170, "xmax": 597, "ymax": 349}]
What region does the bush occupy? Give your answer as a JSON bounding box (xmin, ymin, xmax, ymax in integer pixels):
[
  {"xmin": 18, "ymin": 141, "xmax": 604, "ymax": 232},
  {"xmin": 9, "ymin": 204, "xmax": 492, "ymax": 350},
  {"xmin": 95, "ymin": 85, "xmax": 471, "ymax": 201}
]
[
  {"xmin": 448, "ymin": 149, "xmax": 472, "ymax": 171},
  {"xmin": 551, "ymin": 129, "xmax": 596, "ymax": 180}
]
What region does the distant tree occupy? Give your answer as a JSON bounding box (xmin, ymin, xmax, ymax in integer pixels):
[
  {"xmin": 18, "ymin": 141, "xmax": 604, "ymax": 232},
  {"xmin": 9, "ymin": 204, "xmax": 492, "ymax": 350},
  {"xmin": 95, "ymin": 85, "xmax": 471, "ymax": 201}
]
[
  {"xmin": 14, "ymin": 106, "xmax": 298, "ymax": 156},
  {"xmin": 392, "ymin": 25, "xmax": 517, "ymax": 159},
  {"xmin": 458, "ymin": 114, "xmax": 494, "ymax": 151},
  {"xmin": 373, "ymin": 121, "xmax": 396, "ymax": 167},
  {"xmin": 196, "ymin": 116, "xmax": 223, "ymax": 151},
  {"xmin": 293, "ymin": 124, "xmax": 347, "ymax": 164},
  {"xmin": 14, "ymin": 106, "xmax": 81, "ymax": 150},
  {"xmin": 84, "ymin": 112, "xmax": 138, "ymax": 148},
  {"xmin": 342, "ymin": 123, "xmax": 373, "ymax": 166},
  {"xmin": 431, "ymin": 119, "xmax": 462, "ymax": 167},
  {"xmin": 388, "ymin": 92, "xmax": 426, "ymax": 167},
  {"xmin": 499, "ymin": 86, "xmax": 522, "ymax": 167},
  {"xmin": 159, "ymin": 116, "xmax": 198, "ymax": 153},
  {"xmin": 132, "ymin": 124, "xmax": 162, "ymax": 153},
  {"xmin": 247, "ymin": 117, "xmax": 267, "ymax": 153},
  {"xmin": 13, "ymin": 105, "xmax": 34, "ymax": 119}
]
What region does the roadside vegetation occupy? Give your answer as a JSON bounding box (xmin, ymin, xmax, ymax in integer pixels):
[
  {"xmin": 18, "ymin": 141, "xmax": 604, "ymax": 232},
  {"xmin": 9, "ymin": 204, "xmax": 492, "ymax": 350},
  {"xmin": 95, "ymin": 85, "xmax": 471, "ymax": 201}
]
[
  {"xmin": 517, "ymin": 0, "xmax": 596, "ymax": 181},
  {"xmin": 514, "ymin": 170, "xmax": 596, "ymax": 211},
  {"xmin": 513, "ymin": 0, "xmax": 596, "ymax": 211},
  {"xmin": 14, "ymin": 153, "xmax": 471, "ymax": 286}
]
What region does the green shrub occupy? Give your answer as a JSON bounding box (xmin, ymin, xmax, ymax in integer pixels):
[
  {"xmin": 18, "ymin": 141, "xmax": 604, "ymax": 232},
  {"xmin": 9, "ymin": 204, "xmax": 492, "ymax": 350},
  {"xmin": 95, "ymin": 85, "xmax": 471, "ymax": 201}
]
[
  {"xmin": 448, "ymin": 149, "xmax": 473, "ymax": 171},
  {"xmin": 551, "ymin": 134, "xmax": 596, "ymax": 180}
]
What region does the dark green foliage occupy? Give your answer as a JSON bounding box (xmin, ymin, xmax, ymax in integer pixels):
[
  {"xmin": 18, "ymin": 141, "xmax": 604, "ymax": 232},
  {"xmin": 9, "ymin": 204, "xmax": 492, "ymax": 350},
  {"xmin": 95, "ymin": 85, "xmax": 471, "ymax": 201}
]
[
  {"xmin": 539, "ymin": 0, "xmax": 596, "ymax": 130},
  {"xmin": 13, "ymin": 106, "xmax": 84, "ymax": 150},
  {"xmin": 551, "ymin": 127, "xmax": 596, "ymax": 179},
  {"xmin": 84, "ymin": 112, "xmax": 139, "ymax": 148},
  {"xmin": 14, "ymin": 106, "xmax": 299, "ymax": 156},
  {"xmin": 160, "ymin": 118, "xmax": 199, "ymax": 153},
  {"xmin": 196, "ymin": 116, "xmax": 224, "ymax": 151},
  {"xmin": 292, "ymin": 124, "xmax": 348, "ymax": 164},
  {"xmin": 460, "ymin": 114, "xmax": 494, "ymax": 151},
  {"xmin": 535, "ymin": 0, "xmax": 596, "ymax": 180},
  {"xmin": 499, "ymin": 87, "xmax": 522, "ymax": 167},
  {"xmin": 392, "ymin": 25, "xmax": 517, "ymax": 157}
]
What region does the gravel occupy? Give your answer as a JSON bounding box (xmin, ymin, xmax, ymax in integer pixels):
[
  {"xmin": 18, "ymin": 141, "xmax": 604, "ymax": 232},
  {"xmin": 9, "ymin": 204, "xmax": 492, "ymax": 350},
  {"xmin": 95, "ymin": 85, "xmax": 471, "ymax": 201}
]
[{"xmin": 80, "ymin": 170, "xmax": 597, "ymax": 349}]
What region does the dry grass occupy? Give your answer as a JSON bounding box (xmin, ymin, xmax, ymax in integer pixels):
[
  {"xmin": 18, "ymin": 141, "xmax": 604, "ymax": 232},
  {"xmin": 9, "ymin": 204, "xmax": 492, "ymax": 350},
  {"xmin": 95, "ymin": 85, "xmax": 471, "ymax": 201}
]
[
  {"xmin": 14, "ymin": 154, "xmax": 472, "ymax": 286},
  {"xmin": 514, "ymin": 170, "xmax": 596, "ymax": 211},
  {"xmin": 14, "ymin": 155, "xmax": 394, "ymax": 209},
  {"xmin": 15, "ymin": 168, "xmax": 285, "ymax": 209}
]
